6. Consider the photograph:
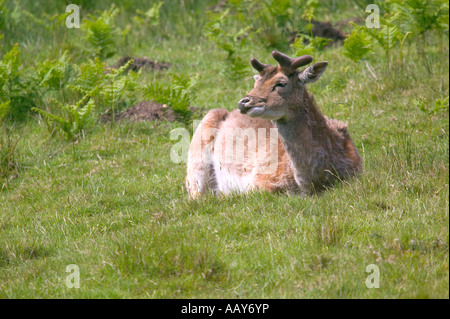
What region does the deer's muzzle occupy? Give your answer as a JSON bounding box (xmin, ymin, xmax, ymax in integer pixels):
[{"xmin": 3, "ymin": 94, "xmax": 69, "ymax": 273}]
[
  {"xmin": 238, "ymin": 96, "xmax": 267, "ymax": 114},
  {"xmin": 238, "ymin": 97, "xmax": 251, "ymax": 113}
]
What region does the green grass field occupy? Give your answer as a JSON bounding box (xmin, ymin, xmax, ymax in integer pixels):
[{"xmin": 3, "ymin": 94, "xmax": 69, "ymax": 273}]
[{"xmin": 0, "ymin": 0, "xmax": 448, "ymax": 298}]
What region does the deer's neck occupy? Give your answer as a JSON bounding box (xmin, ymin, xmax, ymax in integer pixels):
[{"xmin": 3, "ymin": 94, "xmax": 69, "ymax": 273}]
[{"xmin": 273, "ymin": 94, "xmax": 331, "ymax": 193}]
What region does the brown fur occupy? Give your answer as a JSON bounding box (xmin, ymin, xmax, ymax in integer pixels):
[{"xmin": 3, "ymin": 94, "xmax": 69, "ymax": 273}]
[{"xmin": 186, "ymin": 52, "xmax": 362, "ymax": 198}]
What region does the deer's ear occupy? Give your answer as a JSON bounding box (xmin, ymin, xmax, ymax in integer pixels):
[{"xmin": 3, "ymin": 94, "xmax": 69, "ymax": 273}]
[
  {"xmin": 298, "ymin": 62, "xmax": 328, "ymax": 84},
  {"xmin": 253, "ymin": 74, "xmax": 261, "ymax": 81}
]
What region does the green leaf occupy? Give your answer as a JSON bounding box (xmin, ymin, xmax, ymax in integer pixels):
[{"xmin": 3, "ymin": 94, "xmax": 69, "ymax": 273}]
[
  {"xmin": 82, "ymin": 5, "xmax": 121, "ymax": 60},
  {"xmin": 142, "ymin": 73, "xmax": 198, "ymax": 117},
  {"xmin": 344, "ymin": 26, "xmax": 373, "ymax": 63},
  {"xmin": 0, "ymin": 100, "xmax": 10, "ymax": 122}
]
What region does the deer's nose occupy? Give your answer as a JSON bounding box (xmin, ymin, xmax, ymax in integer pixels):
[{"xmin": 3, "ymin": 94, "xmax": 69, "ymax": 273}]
[{"xmin": 238, "ymin": 97, "xmax": 251, "ymax": 112}]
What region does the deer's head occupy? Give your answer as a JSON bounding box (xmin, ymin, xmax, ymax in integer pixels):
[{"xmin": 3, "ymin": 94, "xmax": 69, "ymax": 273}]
[{"xmin": 238, "ymin": 51, "xmax": 328, "ymax": 121}]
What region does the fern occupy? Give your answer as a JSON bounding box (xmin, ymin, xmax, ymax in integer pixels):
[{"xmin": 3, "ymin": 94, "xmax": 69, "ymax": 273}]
[
  {"xmin": 69, "ymin": 58, "xmax": 105, "ymax": 96},
  {"xmin": 33, "ymin": 51, "xmax": 73, "ymax": 91},
  {"xmin": 0, "ymin": 100, "xmax": 18, "ymax": 181},
  {"xmin": 291, "ymin": 34, "xmax": 330, "ymax": 57},
  {"xmin": 0, "ymin": 43, "xmax": 21, "ymax": 82},
  {"xmin": 204, "ymin": 9, "xmax": 258, "ymax": 80},
  {"xmin": 226, "ymin": 0, "xmax": 307, "ymax": 49},
  {"xmin": 388, "ymin": 0, "xmax": 449, "ymax": 59},
  {"xmin": 0, "ymin": 43, "xmax": 26, "ymax": 119},
  {"xmin": 343, "ymin": 24, "xmax": 374, "ymax": 64},
  {"xmin": 100, "ymin": 59, "xmax": 139, "ymax": 126},
  {"xmin": 0, "ymin": 101, "xmax": 9, "ymax": 122},
  {"xmin": 82, "ymin": 5, "xmax": 121, "ymax": 60},
  {"xmin": 32, "ymin": 95, "xmax": 94, "ymax": 141},
  {"xmin": 65, "ymin": 58, "xmax": 140, "ymax": 128},
  {"xmin": 302, "ymin": 0, "xmax": 320, "ymax": 36},
  {"xmin": 134, "ymin": 2, "xmax": 164, "ymax": 26},
  {"xmin": 21, "ymin": 10, "xmax": 70, "ymax": 32},
  {"xmin": 389, "ymin": 0, "xmax": 449, "ymax": 35},
  {"xmin": 368, "ymin": 24, "xmax": 401, "ymax": 52},
  {"xmin": 366, "ymin": 16, "xmax": 404, "ymax": 70},
  {"xmin": 143, "ymin": 73, "xmax": 198, "ymax": 118}
]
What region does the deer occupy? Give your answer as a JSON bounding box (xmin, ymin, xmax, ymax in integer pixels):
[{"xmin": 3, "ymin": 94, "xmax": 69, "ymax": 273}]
[{"xmin": 186, "ymin": 51, "xmax": 362, "ymax": 199}]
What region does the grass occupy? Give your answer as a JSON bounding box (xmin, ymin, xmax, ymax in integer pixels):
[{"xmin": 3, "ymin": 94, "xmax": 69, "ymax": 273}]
[{"xmin": 0, "ymin": 0, "xmax": 448, "ymax": 298}]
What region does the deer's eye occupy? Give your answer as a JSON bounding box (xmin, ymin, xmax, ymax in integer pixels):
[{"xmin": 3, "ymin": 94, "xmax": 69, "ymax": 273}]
[{"xmin": 273, "ymin": 82, "xmax": 287, "ymax": 90}]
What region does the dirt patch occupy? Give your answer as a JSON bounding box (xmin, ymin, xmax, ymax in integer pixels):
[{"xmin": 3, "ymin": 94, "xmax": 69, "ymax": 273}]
[
  {"xmin": 311, "ymin": 19, "xmax": 346, "ymax": 43},
  {"xmin": 289, "ymin": 19, "xmax": 348, "ymax": 46},
  {"xmin": 102, "ymin": 101, "xmax": 178, "ymax": 122},
  {"xmin": 116, "ymin": 56, "xmax": 171, "ymax": 72},
  {"xmin": 101, "ymin": 100, "xmax": 205, "ymax": 123}
]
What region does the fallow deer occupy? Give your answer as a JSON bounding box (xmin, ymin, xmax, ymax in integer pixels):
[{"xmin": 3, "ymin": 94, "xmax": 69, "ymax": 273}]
[{"xmin": 186, "ymin": 51, "xmax": 362, "ymax": 198}]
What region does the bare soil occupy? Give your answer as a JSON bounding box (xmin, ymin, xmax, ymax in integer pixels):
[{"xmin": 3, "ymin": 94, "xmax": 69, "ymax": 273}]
[
  {"xmin": 101, "ymin": 100, "xmax": 205, "ymax": 123},
  {"xmin": 289, "ymin": 18, "xmax": 366, "ymax": 47},
  {"xmin": 310, "ymin": 19, "xmax": 347, "ymax": 44}
]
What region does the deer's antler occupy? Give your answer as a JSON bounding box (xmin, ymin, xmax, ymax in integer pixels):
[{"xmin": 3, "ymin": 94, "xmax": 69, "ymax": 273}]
[
  {"xmin": 250, "ymin": 58, "xmax": 269, "ymax": 73},
  {"xmin": 272, "ymin": 51, "xmax": 313, "ymax": 71}
]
